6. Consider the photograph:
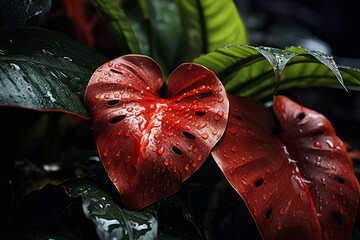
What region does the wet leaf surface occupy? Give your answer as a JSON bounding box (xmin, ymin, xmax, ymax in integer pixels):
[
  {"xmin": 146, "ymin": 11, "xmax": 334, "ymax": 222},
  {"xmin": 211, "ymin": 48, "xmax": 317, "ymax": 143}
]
[
  {"xmin": 0, "ymin": 26, "xmax": 107, "ymax": 117},
  {"xmin": 65, "ymin": 179, "xmax": 158, "ymax": 240},
  {"xmin": 194, "ymin": 45, "xmax": 360, "ymax": 101},
  {"xmin": 84, "ymin": 55, "xmax": 229, "ymax": 209},
  {"xmin": 212, "ymin": 95, "xmax": 360, "ymax": 240}
]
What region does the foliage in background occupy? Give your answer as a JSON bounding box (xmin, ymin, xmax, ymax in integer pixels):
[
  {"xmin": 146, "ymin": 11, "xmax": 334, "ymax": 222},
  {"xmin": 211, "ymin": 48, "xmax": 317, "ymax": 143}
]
[{"xmin": 0, "ymin": 0, "xmax": 359, "ymax": 239}]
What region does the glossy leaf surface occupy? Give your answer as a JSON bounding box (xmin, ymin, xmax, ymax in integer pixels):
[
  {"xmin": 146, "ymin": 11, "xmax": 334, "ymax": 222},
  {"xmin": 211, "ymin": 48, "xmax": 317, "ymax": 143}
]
[
  {"xmin": 194, "ymin": 45, "xmax": 360, "ymax": 100},
  {"xmin": 85, "ymin": 55, "xmax": 228, "ymax": 209},
  {"xmin": 212, "ymin": 95, "xmax": 359, "ymax": 240},
  {"xmin": 65, "ymin": 180, "xmax": 158, "ymax": 240},
  {"xmin": 0, "ymin": 26, "xmax": 107, "ymax": 117},
  {"xmin": 177, "ymin": 0, "xmax": 248, "ymax": 60}
]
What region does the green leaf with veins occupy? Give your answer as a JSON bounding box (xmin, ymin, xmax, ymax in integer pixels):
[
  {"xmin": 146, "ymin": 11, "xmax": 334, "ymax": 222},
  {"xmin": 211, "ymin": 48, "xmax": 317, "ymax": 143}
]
[
  {"xmin": 0, "ymin": 26, "xmax": 107, "ymax": 118},
  {"xmin": 194, "ymin": 45, "xmax": 360, "ymax": 101}
]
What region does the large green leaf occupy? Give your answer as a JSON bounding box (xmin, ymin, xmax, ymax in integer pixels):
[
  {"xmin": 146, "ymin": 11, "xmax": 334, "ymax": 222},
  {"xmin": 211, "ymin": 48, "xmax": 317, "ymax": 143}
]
[
  {"xmin": 194, "ymin": 45, "xmax": 360, "ymax": 101},
  {"xmin": 91, "ymin": 0, "xmax": 142, "ymax": 54},
  {"xmin": 0, "ymin": 26, "xmax": 107, "ymax": 118},
  {"xmin": 177, "ymin": 0, "xmax": 248, "ymax": 60},
  {"xmin": 65, "ymin": 179, "xmax": 158, "ymax": 240}
]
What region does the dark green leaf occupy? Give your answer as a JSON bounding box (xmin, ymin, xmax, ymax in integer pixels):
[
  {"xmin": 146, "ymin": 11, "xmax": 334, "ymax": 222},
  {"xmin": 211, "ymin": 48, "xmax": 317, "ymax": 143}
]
[
  {"xmin": 194, "ymin": 45, "xmax": 360, "ymax": 101},
  {"xmin": 148, "ymin": 0, "xmax": 181, "ymax": 73},
  {"xmin": 91, "ymin": 0, "xmax": 142, "ymax": 54},
  {"xmin": 122, "ymin": 0, "xmax": 150, "ymax": 55},
  {"xmin": 0, "ymin": 26, "xmax": 107, "ymax": 117},
  {"xmin": 65, "ymin": 179, "xmax": 158, "ymax": 240},
  {"xmin": 0, "ymin": 0, "xmax": 51, "ymax": 27},
  {"xmin": 177, "ymin": 0, "xmax": 248, "ymax": 60}
]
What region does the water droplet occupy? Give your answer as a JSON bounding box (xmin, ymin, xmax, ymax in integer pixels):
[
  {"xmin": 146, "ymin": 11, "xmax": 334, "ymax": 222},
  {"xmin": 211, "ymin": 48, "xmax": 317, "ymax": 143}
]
[
  {"xmin": 277, "ymin": 223, "xmax": 282, "ymax": 230},
  {"xmin": 313, "ymin": 142, "xmax": 322, "ymax": 148},
  {"xmin": 158, "ymin": 147, "xmax": 164, "ymax": 155},
  {"xmin": 163, "ymin": 160, "xmax": 169, "ymax": 166},
  {"xmin": 212, "ymin": 130, "xmax": 218, "ymax": 135},
  {"xmin": 325, "ymin": 139, "xmax": 335, "ymax": 149},
  {"xmin": 213, "ymin": 111, "xmax": 224, "ymax": 121},
  {"xmin": 218, "ymin": 97, "xmax": 224, "ymax": 103},
  {"xmin": 125, "ymin": 131, "xmax": 131, "ymax": 137},
  {"xmin": 187, "ymin": 65, "xmax": 193, "ymax": 71},
  {"xmin": 241, "ymin": 179, "xmax": 247, "ymax": 186},
  {"xmin": 279, "ymin": 208, "xmax": 285, "ymax": 215},
  {"xmin": 94, "ymin": 94, "xmax": 100, "ymax": 100},
  {"xmin": 228, "ymin": 127, "xmax": 237, "ymax": 134},
  {"xmin": 320, "ymin": 178, "xmax": 326, "ymax": 185},
  {"xmin": 230, "ymin": 146, "xmax": 238, "ymax": 152},
  {"xmin": 103, "ymin": 150, "xmax": 109, "ymax": 157},
  {"xmin": 197, "ymin": 123, "xmax": 206, "ymax": 130},
  {"xmin": 104, "ymin": 94, "xmax": 110, "ymax": 99},
  {"xmin": 262, "ymin": 193, "xmax": 270, "ymax": 201},
  {"xmin": 127, "ymin": 107, "xmax": 133, "ymax": 112},
  {"xmin": 184, "ymin": 165, "xmax": 189, "ymax": 171},
  {"xmin": 287, "ymin": 200, "xmax": 292, "ymax": 206},
  {"xmin": 108, "ymin": 61, "xmax": 114, "ymax": 67},
  {"xmin": 299, "ymin": 193, "xmax": 305, "ymax": 201},
  {"xmin": 63, "ymin": 56, "xmax": 72, "ymax": 61},
  {"xmin": 202, "ymin": 133, "xmax": 209, "ymax": 139}
]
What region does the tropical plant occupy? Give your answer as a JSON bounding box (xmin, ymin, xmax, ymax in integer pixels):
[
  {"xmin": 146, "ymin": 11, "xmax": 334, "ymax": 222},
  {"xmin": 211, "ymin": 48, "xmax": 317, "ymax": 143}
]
[{"xmin": 0, "ymin": 0, "xmax": 359, "ymax": 239}]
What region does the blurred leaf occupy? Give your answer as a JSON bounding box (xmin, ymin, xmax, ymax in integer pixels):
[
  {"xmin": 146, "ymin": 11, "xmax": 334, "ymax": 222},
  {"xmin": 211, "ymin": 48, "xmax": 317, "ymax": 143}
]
[
  {"xmin": 148, "ymin": 0, "xmax": 181, "ymax": 73},
  {"xmin": 194, "ymin": 45, "xmax": 360, "ymax": 101},
  {"xmin": 0, "ymin": 0, "xmax": 51, "ymax": 27},
  {"xmin": 0, "ymin": 26, "xmax": 107, "ymax": 117},
  {"xmin": 91, "ymin": 0, "xmax": 142, "ymax": 54},
  {"xmin": 177, "ymin": 0, "xmax": 248, "ymax": 60},
  {"xmin": 121, "ymin": 0, "xmax": 150, "ymax": 55},
  {"xmin": 65, "ymin": 179, "xmax": 158, "ymax": 240}
]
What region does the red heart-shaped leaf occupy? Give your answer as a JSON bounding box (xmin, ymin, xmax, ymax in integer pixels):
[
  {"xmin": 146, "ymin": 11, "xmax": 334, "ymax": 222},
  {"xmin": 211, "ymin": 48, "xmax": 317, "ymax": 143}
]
[
  {"xmin": 85, "ymin": 55, "xmax": 229, "ymax": 209},
  {"xmin": 212, "ymin": 95, "xmax": 359, "ymax": 240}
]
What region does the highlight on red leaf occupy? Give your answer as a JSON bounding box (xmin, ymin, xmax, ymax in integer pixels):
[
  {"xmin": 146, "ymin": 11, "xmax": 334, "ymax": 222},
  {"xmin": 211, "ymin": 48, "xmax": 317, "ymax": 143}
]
[
  {"xmin": 211, "ymin": 95, "xmax": 360, "ymax": 240},
  {"xmin": 84, "ymin": 55, "xmax": 229, "ymax": 210}
]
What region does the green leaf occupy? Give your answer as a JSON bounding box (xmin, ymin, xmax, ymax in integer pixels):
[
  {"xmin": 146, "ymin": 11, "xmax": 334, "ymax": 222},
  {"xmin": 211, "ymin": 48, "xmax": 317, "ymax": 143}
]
[
  {"xmin": 194, "ymin": 45, "xmax": 360, "ymax": 101},
  {"xmin": 177, "ymin": 0, "xmax": 248, "ymax": 60},
  {"xmin": 0, "ymin": 26, "xmax": 107, "ymax": 118},
  {"xmin": 148, "ymin": 0, "xmax": 182, "ymax": 73},
  {"xmin": 0, "ymin": 0, "xmax": 51, "ymax": 27},
  {"xmin": 121, "ymin": 1, "xmax": 150, "ymax": 55},
  {"xmin": 91, "ymin": 0, "xmax": 142, "ymax": 54},
  {"xmin": 65, "ymin": 179, "xmax": 158, "ymax": 240}
]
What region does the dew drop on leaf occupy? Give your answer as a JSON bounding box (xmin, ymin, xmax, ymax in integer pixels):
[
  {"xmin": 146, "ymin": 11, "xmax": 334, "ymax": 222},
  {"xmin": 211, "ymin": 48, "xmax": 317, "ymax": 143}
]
[
  {"xmin": 202, "ymin": 133, "xmax": 209, "ymax": 139},
  {"xmin": 313, "ymin": 142, "xmax": 322, "ymax": 148}
]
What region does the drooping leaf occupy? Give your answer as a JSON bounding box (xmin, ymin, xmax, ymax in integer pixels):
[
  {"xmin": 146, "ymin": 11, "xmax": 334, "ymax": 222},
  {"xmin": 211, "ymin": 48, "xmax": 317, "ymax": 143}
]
[
  {"xmin": 177, "ymin": 0, "xmax": 248, "ymax": 60},
  {"xmin": 212, "ymin": 95, "xmax": 360, "ymax": 240},
  {"xmin": 0, "ymin": 0, "xmax": 51, "ymax": 27},
  {"xmin": 194, "ymin": 45, "xmax": 360, "ymax": 101},
  {"xmin": 84, "ymin": 55, "xmax": 229, "ymax": 209},
  {"xmin": 65, "ymin": 179, "xmax": 158, "ymax": 240},
  {"xmin": 0, "ymin": 26, "xmax": 107, "ymax": 117},
  {"xmin": 91, "ymin": 0, "xmax": 142, "ymax": 54}
]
